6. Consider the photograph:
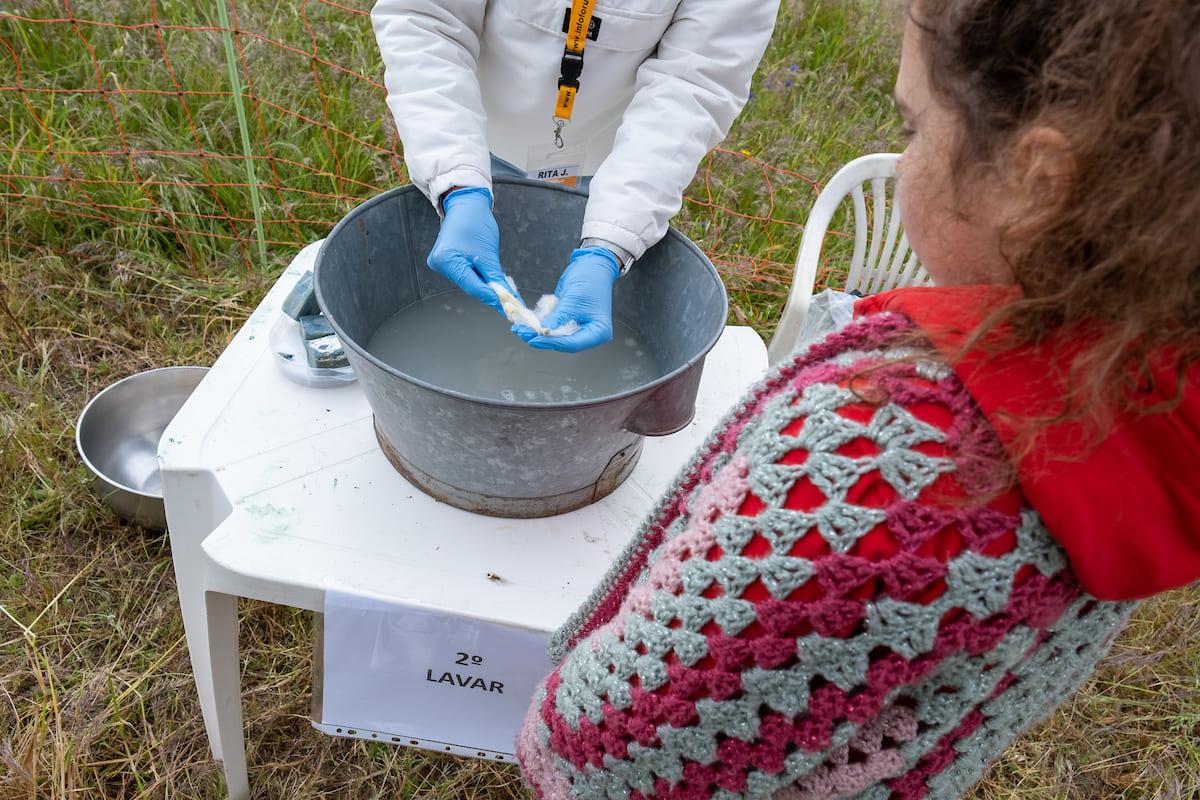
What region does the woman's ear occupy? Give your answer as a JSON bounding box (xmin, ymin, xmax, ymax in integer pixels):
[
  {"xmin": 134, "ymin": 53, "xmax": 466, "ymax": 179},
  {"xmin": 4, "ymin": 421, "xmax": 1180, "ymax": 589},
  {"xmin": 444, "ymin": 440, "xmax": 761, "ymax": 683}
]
[{"xmin": 1010, "ymin": 125, "xmax": 1075, "ymax": 214}]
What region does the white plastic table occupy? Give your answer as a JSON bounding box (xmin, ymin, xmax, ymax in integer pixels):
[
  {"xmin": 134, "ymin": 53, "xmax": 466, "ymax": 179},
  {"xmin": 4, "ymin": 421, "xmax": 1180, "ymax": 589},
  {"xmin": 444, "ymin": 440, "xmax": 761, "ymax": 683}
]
[{"xmin": 159, "ymin": 240, "xmax": 769, "ymax": 799}]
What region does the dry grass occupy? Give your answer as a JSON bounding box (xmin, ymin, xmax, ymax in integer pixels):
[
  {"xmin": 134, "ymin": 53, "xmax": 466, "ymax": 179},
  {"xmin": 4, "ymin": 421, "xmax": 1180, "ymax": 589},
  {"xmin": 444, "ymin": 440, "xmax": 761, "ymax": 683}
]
[{"xmin": 2, "ymin": 0, "xmax": 1198, "ymax": 798}]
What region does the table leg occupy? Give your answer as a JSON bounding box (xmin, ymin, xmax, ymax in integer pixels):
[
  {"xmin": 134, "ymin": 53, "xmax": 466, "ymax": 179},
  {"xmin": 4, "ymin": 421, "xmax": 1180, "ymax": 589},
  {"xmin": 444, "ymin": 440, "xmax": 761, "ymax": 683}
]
[
  {"xmin": 206, "ymin": 590, "xmax": 250, "ymax": 800},
  {"xmin": 164, "ymin": 470, "xmax": 249, "ymax": 798}
]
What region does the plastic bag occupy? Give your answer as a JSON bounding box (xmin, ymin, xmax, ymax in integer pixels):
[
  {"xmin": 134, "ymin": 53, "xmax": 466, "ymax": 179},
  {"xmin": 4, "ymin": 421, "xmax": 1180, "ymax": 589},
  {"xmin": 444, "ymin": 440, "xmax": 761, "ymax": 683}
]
[{"xmin": 789, "ymin": 288, "xmax": 859, "ymax": 357}]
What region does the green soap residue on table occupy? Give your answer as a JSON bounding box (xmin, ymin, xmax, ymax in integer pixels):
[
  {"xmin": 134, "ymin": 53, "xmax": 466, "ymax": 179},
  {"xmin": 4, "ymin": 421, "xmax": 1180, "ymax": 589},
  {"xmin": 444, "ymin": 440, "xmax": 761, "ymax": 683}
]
[{"xmin": 244, "ymin": 502, "xmax": 294, "ymax": 544}]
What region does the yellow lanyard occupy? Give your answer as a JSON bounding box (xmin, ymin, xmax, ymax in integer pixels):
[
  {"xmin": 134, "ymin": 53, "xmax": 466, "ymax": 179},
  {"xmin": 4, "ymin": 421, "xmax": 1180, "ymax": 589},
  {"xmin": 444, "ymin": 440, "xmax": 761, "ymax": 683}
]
[{"xmin": 553, "ymin": 0, "xmax": 596, "ymax": 148}]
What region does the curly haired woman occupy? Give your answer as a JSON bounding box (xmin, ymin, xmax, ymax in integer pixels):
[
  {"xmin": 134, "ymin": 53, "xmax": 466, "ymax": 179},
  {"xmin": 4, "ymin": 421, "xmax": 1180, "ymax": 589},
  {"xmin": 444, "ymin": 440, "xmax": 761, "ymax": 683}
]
[{"xmin": 515, "ymin": 0, "xmax": 1200, "ymax": 797}]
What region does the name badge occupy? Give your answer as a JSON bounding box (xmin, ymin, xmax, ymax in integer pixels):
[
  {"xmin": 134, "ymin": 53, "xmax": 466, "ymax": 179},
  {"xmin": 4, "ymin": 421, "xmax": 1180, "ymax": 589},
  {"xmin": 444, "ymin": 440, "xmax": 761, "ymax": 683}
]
[{"xmin": 527, "ymin": 144, "xmax": 584, "ymax": 187}]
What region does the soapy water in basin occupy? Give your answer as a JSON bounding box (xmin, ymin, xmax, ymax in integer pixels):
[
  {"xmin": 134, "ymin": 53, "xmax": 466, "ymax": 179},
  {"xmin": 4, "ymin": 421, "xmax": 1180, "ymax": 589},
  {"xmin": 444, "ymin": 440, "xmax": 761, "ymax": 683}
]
[{"xmin": 366, "ymin": 292, "xmax": 663, "ymax": 403}]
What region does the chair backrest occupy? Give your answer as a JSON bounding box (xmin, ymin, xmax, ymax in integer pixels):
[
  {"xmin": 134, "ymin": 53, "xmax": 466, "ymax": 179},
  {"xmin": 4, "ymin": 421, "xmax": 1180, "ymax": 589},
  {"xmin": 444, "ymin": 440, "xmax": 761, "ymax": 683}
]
[{"xmin": 766, "ymin": 153, "xmax": 930, "ymax": 364}]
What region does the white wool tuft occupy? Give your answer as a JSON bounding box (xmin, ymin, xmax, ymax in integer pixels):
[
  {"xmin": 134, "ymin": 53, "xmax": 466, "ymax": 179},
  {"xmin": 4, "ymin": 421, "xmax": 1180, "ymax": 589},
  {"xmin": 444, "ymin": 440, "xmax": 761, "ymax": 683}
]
[{"xmin": 489, "ymin": 277, "xmax": 581, "ymax": 337}]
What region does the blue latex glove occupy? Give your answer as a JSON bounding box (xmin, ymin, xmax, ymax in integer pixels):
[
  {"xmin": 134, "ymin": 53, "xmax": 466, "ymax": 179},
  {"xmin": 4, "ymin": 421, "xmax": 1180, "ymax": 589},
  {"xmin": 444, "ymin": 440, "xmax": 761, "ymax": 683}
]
[
  {"xmin": 516, "ymin": 246, "xmax": 620, "ymax": 352},
  {"xmin": 427, "ymin": 186, "xmax": 510, "ymax": 313}
]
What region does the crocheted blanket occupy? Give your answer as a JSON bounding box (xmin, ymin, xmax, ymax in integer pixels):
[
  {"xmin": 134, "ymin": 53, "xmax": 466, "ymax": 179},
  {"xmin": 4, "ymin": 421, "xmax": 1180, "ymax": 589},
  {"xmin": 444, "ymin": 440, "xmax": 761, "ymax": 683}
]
[{"xmin": 517, "ymin": 313, "xmax": 1137, "ymax": 800}]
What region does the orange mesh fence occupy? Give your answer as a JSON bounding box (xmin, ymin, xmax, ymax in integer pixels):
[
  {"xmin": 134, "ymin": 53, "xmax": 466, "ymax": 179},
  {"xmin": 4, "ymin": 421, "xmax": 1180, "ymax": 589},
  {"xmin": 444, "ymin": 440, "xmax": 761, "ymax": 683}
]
[{"xmin": 0, "ymin": 1, "xmax": 853, "ymax": 299}]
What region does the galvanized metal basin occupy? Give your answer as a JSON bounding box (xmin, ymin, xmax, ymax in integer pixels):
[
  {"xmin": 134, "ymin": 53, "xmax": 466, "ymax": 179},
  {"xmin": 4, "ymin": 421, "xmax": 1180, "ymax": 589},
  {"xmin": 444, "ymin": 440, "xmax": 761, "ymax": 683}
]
[{"xmin": 314, "ymin": 177, "xmax": 727, "ymax": 518}]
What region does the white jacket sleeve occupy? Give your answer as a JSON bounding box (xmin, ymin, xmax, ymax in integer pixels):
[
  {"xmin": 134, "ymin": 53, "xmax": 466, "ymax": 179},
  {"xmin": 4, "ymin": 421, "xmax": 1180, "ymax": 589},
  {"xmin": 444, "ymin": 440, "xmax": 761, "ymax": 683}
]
[
  {"xmin": 582, "ymin": 0, "xmax": 779, "ymax": 260},
  {"xmin": 371, "ymin": 0, "xmax": 494, "ymax": 206}
]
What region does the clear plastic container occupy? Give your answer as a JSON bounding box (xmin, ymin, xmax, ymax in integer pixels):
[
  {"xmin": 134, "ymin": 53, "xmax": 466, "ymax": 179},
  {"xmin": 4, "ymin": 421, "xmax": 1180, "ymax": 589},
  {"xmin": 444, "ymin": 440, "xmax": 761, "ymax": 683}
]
[{"xmin": 269, "ymin": 314, "xmax": 356, "ymax": 388}]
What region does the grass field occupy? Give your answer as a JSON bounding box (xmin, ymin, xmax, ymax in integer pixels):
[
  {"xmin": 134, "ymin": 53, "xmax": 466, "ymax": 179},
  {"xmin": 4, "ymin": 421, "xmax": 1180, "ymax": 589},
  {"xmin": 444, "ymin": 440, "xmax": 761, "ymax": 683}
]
[{"xmin": 2, "ymin": 0, "xmax": 1198, "ymax": 798}]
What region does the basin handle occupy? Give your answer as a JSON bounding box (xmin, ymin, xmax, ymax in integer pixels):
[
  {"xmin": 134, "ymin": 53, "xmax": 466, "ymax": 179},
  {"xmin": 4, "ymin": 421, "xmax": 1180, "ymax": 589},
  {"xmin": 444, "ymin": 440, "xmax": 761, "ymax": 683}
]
[{"xmin": 623, "ymin": 361, "xmax": 705, "ymax": 437}]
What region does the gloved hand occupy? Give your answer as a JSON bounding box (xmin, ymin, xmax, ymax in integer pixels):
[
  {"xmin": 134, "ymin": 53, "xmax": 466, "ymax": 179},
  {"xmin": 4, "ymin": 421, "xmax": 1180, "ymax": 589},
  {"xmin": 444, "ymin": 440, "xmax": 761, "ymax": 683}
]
[
  {"xmin": 516, "ymin": 246, "xmax": 620, "ymax": 352},
  {"xmin": 427, "ymin": 186, "xmax": 510, "ymax": 313}
]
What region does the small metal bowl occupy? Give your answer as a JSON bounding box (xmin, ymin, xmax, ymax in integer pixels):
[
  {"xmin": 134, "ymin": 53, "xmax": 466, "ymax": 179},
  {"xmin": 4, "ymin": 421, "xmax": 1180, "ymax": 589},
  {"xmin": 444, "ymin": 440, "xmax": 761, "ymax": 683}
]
[{"xmin": 76, "ymin": 366, "xmax": 209, "ymax": 530}]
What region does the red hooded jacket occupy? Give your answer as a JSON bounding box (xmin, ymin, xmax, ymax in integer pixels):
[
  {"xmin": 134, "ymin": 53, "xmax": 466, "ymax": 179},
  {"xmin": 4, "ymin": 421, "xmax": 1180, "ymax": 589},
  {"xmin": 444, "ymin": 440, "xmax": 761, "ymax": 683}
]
[{"xmin": 855, "ymin": 285, "xmax": 1200, "ymax": 601}]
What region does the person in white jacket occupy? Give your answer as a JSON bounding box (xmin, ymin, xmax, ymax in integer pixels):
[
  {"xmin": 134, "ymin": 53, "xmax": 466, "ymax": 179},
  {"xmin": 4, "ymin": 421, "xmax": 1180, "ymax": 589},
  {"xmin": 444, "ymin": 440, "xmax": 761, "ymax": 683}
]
[{"xmin": 371, "ymin": 0, "xmax": 779, "ymax": 352}]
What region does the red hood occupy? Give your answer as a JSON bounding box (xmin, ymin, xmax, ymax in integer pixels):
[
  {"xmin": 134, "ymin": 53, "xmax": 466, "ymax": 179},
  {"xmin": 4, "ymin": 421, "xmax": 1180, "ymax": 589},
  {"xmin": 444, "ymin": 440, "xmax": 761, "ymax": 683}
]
[{"xmin": 855, "ymin": 285, "xmax": 1200, "ymax": 601}]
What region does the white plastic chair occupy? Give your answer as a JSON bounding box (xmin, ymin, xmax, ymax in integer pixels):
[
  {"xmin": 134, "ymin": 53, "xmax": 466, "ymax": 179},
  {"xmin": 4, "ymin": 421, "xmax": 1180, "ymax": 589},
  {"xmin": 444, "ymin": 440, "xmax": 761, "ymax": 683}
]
[{"xmin": 767, "ymin": 153, "xmax": 929, "ymax": 364}]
